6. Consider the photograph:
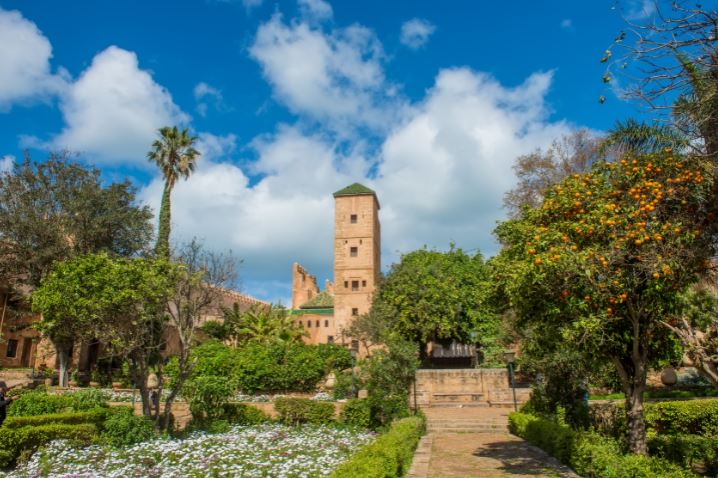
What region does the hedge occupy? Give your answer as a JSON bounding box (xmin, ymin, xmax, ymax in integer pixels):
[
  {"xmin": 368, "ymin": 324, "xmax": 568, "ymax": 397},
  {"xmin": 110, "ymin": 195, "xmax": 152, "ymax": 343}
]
[
  {"xmin": 330, "ymin": 416, "xmax": 425, "ymax": 478},
  {"xmin": 644, "ymin": 399, "xmax": 718, "ymax": 437},
  {"xmin": 3, "ymin": 408, "xmax": 109, "ymax": 430},
  {"xmin": 7, "ymin": 389, "xmax": 109, "ymax": 417},
  {"xmin": 509, "ymin": 412, "xmax": 697, "ymax": 478},
  {"xmin": 222, "ymin": 403, "xmax": 271, "ymax": 425},
  {"xmin": 274, "ymin": 397, "xmax": 335, "ymax": 425},
  {"xmin": 340, "ymin": 399, "xmax": 372, "ymax": 429},
  {"xmin": 0, "ymin": 423, "xmax": 98, "ymax": 467},
  {"xmin": 590, "ymin": 398, "xmax": 718, "ymax": 439},
  {"xmin": 648, "ymin": 434, "xmax": 718, "ymax": 476}
]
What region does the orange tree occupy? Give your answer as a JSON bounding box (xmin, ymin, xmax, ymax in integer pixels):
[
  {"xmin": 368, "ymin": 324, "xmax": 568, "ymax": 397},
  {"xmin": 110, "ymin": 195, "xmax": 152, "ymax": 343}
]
[{"xmin": 495, "ymin": 148, "xmax": 715, "ymax": 454}]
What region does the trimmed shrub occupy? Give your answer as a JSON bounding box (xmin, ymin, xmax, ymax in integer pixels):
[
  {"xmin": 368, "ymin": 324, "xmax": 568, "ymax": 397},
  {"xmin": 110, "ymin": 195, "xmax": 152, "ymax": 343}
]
[
  {"xmin": 183, "ymin": 375, "xmax": 235, "ymax": 422},
  {"xmin": 341, "ymin": 399, "xmax": 372, "ymax": 429},
  {"xmin": 274, "ymin": 397, "xmax": 335, "ymax": 425},
  {"xmin": 65, "ymin": 389, "xmax": 110, "ymax": 411},
  {"xmin": 7, "ymin": 390, "xmax": 109, "ymax": 417},
  {"xmin": 644, "ymin": 399, "xmax": 718, "ymax": 437},
  {"xmin": 509, "ymin": 412, "xmax": 697, "ymax": 478},
  {"xmin": 330, "ymin": 416, "xmax": 425, "ymax": 478},
  {"xmin": 590, "ymin": 398, "xmax": 718, "ymax": 439},
  {"xmin": 222, "ymin": 403, "xmax": 271, "ymax": 425},
  {"xmin": 3, "ymin": 408, "xmax": 109, "ymax": 430},
  {"xmin": 100, "ymin": 408, "xmax": 155, "ymax": 447},
  {"xmin": 0, "ymin": 423, "xmax": 97, "ymax": 467},
  {"xmin": 6, "ymin": 391, "xmax": 73, "ymax": 417},
  {"xmin": 649, "ymin": 434, "xmax": 718, "ymax": 476}
]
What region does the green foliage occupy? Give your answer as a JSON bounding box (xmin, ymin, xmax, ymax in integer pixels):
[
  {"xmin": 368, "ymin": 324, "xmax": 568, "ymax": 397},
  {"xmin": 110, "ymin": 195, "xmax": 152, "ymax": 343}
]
[
  {"xmin": 340, "ymin": 399, "xmax": 372, "ymax": 429},
  {"xmin": 147, "ymin": 126, "xmax": 200, "ymax": 258},
  {"xmin": 179, "ymin": 341, "xmax": 342, "ymax": 395},
  {"xmin": 0, "ymin": 423, "xmax": 97, "ymax": 467},
  {"xmin": 227, "ymin": 303, "xmax": 307, "ymax": 346},
  {"xmin": 7, "ymin": 391, "xmax": 72, "ymax": 416},
  {"xmin": 183, "ymin": 375, "xmax": 235, "ymax": 422},
  {"xmin": 221, "ymin": 403, "xmax": 271, "ymax": 425},
  {"xmin": 374, "ymin": 246, "xmax": 500, "ymax": 349},
  {"xmin": 7, "ymin": 390, "xmax": 109, "ymax": 417},
  {"xmin": 362, "ymin": 338, "xmax": 418, "ymax": 428},
  {"xmin": 65, "ymin": 389, "xmax": 110, "ymax": 411},
  {"xmin": 100, "ymin": 407, "xmax": 156, "ymax": 447},
  {"xmin": 509, "ymin": 412, "xmax": 697, "ymax": 478},
  {"xmin": 648, "ymin": 434, "xmax": 718, "ymax": 476},
  {"xmin": 3, "ymin": 409, "xmax": 108, "ymax": 429},
  {"xmin": 330, "ymin": 416, "xmax": 426, "ymax": 478},
  {"xmin": 315, "ymin": 344, "xmax": 353, "ymax": 372},
  {"xmin": 273, "ymin": 397, "xmax": 335, "ymax": 425},
  {"xmin": 0, "ymin": 153, "xmax": 153, "ymax": 290},
  {"xmin": 645, "ymin": 399, "xmax": 718, "ymax": 437}
]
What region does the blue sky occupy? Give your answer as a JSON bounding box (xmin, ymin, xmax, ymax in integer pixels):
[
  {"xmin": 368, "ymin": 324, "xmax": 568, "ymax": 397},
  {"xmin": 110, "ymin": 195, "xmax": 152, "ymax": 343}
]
[{"xmin": 0, "ymin": 0, "xmax": 661, "ymax": 304}]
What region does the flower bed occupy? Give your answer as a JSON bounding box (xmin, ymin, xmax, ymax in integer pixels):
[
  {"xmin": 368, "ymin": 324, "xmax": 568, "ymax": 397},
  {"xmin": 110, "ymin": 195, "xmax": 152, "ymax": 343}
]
[{"xmin": 2, "ymin": 424, "xmax": 373, "ymax": 478}]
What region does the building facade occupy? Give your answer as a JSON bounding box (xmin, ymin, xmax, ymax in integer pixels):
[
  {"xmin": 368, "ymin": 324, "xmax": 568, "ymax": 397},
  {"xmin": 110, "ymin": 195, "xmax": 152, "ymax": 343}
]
[{"xmin": 291, "ymin": 183, "xmax": 380, "ymax": 346}]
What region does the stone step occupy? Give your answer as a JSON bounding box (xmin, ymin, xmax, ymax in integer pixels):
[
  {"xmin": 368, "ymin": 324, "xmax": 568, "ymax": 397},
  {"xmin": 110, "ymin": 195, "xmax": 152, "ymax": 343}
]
[
  {"xmin": 426, "ymin": 402, "xmax": 491, "ymax": 408},
  {"xmin": 427, "ymin": 426, "xmax": 509, "ymax": 433}
]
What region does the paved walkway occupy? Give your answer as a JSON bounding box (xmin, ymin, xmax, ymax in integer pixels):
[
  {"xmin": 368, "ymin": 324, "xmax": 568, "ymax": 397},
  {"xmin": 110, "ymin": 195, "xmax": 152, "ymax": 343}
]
[
  {"xmin": 408, "ymin": 406, "xmax": 579, "ymax": 478},
  {"xmin": 425, "ymin": 432, "xmax": 578, "ymax": 478}
]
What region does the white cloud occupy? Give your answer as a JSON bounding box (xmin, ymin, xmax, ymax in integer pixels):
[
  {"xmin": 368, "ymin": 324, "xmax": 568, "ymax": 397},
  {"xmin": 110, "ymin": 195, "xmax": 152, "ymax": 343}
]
[
  {"xmin": 560, "ymin": 18, "xmax": 573, "ymax": 29},
  {"xmin": 626, "ymin": 0, "xmax": 656, "ymax": 20},
  {"xmin": 298, "ymin": 0, "xmax": 333, "ymax": 22},
  {"xmin": 139, "ymin": 68, "xmax": 574, "ymax": 302},
  {"xmin": 0, "ymin": 155, "xmax": 14, "ymax": 173},
  {"xmin": 400, "ymin": 18, "xmax": 436, "ymax": 50},
  {"xmin": 194, "ymin": 82, "xmax": 224, "ymax": 117},
  {"xmin": 249, "ymin": 13, "xmax": 405, "ymax": 134},
  {"xmin": 51, "ymin": 46, "xmax": 188, "ymax": 165},
  {"xmin": 0, "ymin": 7, "xmax": 67, "ymax": 111}
]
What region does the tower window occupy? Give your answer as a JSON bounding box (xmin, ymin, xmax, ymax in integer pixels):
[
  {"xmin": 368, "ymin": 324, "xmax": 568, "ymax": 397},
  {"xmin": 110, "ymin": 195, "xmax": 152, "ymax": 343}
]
[
  {"xmin": 324, "ymin": 320, "xmax": 329, "ymax": 327},
  {"xmin": 362, "ymin": 280, "xmax": 367, "ymax": 287},
  {"xmin": 351, "ymin": 280, "xmax": 359, "ymax": 291},
  {"xmin": 350, "ymin": 246, "xmax": 358, "ymax": 257},
  {"xmin": 352, "ymin": 308, "xmax": 359, "ymax": 316},
  {"xmin": 307, "ymin": 320, "xmax": 311, "ymax": 328},
  {"xmin": 316, "ymin": 320, "xmax": 320, "ymax": 327},
  {"xmin": 344, "ymin": 281, "xmax": 348, "ymax": 288},
  {"xmin": 350, "ymin": 214, "xmax": 357, "ymax": 224},
  {"xmin": 327, "ymin": 336, "xmax": 334, "ymax": 344}
]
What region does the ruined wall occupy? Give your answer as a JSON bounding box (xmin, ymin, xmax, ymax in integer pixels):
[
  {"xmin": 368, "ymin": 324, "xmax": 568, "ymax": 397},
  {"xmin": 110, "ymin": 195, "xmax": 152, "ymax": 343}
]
[{"xmin": 291, "ymin": 263, "xmax": 320, "ymax": 309}]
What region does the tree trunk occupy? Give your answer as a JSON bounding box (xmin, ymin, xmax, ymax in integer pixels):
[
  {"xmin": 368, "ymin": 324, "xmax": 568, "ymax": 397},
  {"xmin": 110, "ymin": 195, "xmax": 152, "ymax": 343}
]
[
  {"xmin": 155, "ymin": 183, "xmax": 172, "ymax": 259},
  {"xmin": 54, "ymin": 338, "xmax": 73, "ymax": 388},
  {"xmin": 624, "ymin": 379, "xmax": 648, "ymax": 455},
  {"xmin": 127, "ymin": 353, "xmax": 151, "ymax": 417}
]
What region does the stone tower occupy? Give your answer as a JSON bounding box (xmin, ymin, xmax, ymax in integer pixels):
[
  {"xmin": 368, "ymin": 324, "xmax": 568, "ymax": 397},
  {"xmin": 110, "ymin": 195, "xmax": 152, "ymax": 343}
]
[{"xmin": 332, "ymin": 183, "xmax": 380, "ymax": 341}]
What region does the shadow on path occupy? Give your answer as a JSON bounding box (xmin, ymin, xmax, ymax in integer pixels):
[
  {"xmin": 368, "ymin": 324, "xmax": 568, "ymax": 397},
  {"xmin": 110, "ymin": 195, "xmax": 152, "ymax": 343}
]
[{"xmin": 473, "ymin": 439, "xmax": 567, "ymax": 476}]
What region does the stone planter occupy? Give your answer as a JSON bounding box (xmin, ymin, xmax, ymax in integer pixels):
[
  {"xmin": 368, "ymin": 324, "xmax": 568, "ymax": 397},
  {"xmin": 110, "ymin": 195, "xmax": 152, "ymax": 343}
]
[
  {"xmin": 112, "ymin": 382, "xmax": 123, "ymax": 390},
  {"xmin": 89, "ymin": 381, "xmax": 100, "ymax": 388}
]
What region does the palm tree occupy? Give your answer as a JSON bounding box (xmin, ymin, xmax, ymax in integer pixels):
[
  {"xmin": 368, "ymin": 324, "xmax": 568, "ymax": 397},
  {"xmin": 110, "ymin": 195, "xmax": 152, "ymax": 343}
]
[{"xmin": 147, "ymin": 126, "xmax": 200, "ymax": 258}]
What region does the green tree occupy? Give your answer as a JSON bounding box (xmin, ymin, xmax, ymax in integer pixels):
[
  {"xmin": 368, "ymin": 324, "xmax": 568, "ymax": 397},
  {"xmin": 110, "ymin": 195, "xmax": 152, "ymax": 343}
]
[
  {"xmin": 0, "ymin": 152, "xmax": 153, "ymax": 289},
  {"xmin": 372, "ymin": 247, "xmax": 499, "ymax": 360},
  {"xmin": 495, "ymin": 148, "xmax": 715, "ymax": 454},
  {"xmin": 147, "ymin": 127, "xmax": 200, "ymax": 259},
  {"xmin": 31, "ymin": 253, "xmax": 177, "ymax": 399}
]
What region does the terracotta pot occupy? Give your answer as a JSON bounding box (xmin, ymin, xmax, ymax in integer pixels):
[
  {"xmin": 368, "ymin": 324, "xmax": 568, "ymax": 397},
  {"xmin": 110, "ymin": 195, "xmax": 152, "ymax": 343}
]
[
  {"xmin": 661, "ymin": 367, "xmax": 678, "ymax": 386},
  {"xmin": 44, "ymin": 378, "xmax": 53, "ymax": 387},
  {"xmin": 112, "ymin": 382, "xmax": 123, "ymax": 390}
]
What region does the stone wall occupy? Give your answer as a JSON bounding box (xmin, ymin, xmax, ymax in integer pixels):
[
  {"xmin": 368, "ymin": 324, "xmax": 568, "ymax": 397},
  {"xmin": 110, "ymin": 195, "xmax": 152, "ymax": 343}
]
[{"xmin": 411, "ymin": 369, "xmax": 531, "ymax": 407}]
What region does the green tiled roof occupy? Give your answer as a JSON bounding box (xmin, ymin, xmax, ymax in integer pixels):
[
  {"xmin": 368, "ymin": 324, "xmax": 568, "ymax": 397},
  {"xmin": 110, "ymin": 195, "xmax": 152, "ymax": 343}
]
[
  {"xmin": 333, "ymin": 183, "xmax": 375, "ymax": 198},
  {"xmin": 291, "ymin": 308, "xmax": 335, "ymax": 316},
  {"xmin": 299, "ymin": 291, "xmax": 334, "ymax": 309}
]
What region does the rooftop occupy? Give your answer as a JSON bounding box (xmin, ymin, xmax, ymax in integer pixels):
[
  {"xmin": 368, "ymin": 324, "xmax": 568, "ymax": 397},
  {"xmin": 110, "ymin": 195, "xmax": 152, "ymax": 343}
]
[
  {"xmin": 299, "ymin": 291, "xmax": 334, "ymax": 309},
  {"xmin": 333, "ymin": 183, "xmax": 376, "ymax": 198}
]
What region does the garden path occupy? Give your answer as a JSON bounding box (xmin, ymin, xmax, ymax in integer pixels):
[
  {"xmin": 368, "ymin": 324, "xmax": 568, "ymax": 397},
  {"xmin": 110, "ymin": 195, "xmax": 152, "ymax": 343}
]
[{"xmin": 409, "ymin": 407, "xmax": 579, "ymax": 478}]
